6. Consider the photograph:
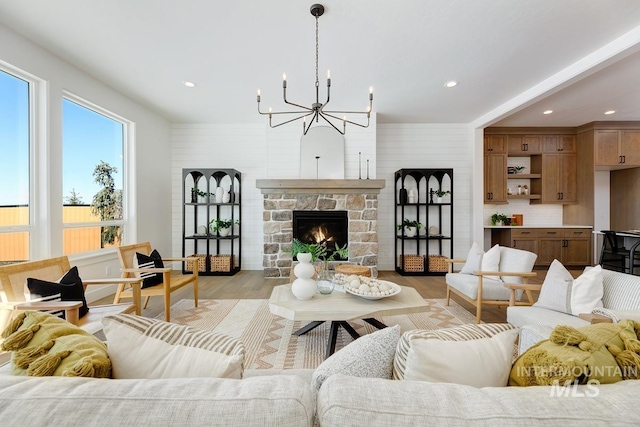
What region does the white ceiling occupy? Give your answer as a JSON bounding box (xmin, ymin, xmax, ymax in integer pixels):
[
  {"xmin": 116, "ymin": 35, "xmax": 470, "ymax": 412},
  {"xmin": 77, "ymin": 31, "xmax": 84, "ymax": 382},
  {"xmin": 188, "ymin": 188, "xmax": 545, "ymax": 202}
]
[{"xmin": 1, "ymin": 0, "xmax": 640, "ymax": 128}]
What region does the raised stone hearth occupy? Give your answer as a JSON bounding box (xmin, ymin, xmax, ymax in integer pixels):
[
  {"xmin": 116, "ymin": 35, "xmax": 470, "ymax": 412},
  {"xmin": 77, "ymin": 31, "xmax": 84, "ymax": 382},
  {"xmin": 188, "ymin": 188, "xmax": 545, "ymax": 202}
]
[{"xmin": 256, "ymin": 179, "xmax": 385, "ymax": 278}]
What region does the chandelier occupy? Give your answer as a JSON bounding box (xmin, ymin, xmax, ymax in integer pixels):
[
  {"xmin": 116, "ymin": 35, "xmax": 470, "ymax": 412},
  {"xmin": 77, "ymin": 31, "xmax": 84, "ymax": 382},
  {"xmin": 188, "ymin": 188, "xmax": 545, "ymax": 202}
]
[{"xmin": 257, "ymin": 3, "xmax": 373, "ymax": 135}]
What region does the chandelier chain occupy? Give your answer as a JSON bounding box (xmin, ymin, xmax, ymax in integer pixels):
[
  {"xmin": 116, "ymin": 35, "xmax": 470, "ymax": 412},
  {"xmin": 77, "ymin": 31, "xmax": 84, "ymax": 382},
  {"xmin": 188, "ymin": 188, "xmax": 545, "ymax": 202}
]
[{"xmin": 315, "ymin": 14, "xmax": 319, "ymax": 88}]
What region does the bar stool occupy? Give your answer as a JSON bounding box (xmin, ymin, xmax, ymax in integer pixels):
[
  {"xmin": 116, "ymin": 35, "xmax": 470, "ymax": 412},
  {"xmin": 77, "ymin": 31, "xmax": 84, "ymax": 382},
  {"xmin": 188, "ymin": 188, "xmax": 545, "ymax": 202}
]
[
  {"xmin": 599, "ymin": 231, "xmax": 629, "ymax": 273},
  {"xmin": 599, "ymin": 231, "xmax": 640, "ymax": 275}
]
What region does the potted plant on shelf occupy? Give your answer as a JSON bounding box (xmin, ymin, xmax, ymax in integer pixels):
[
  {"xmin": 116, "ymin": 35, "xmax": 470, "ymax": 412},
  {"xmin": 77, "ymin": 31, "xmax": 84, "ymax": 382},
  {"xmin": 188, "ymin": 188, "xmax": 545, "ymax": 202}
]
[
  {"xmin": 435, "ymin": 189, "xmax": 451, "ymax": 203},
  {"xmin": 191, "ymin": 188, "xmax": 212, "ymax": 203},
  {"xmin": 209, "ymin": 218, "xmax": 240, "ymax": 236},
  {"xmin": 397, "ymin": 218, "xmax": 422, "ymax": 237},
  {"xmin": 490, "ymin": 213, "xmax": 509, "ymax": 226}
]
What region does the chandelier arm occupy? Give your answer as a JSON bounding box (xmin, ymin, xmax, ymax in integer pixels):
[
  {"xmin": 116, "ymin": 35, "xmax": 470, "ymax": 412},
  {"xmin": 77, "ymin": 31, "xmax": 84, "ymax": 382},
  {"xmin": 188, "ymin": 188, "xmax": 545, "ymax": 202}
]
[
  {"xmin": 303, "ymin": 112, "xmax": 319, "ymax": 135},
  {"xmin": 269, "ymin": 112, "xmax": 314, "ymax": 128},
  {"xmin": 321, "ymin": 111, "xmax": 370, "ymax": 128},
  {"xmin": 259, "ymin": 106, "xmax": 312, "ymax": 116},
  {"xmin": 283, "ymin": 98, "xmax": 314, "ymax": 111},
  {"xmin": 323, "ymin": 110, "xmax": 371, "ymax": 115},
  {"xmin": 317, "ymin": 112, "xmax": 346, "ymax": 135}
]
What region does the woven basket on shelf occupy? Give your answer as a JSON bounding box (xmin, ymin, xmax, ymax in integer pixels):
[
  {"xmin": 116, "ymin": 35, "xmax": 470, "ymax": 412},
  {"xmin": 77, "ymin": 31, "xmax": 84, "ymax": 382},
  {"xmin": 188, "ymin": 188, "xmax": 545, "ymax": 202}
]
[
  {"xmin": 185, "ymin": 254, "xmax": 207, "ymax": 273},
  {"xmin": 428, "ymin": 255, "xmax": 449, "ymax": 272},
  {"xmin": 209, "ymin": 255, "xmax": 235, "ymax": 272},
  {"xmin": 398, "ymin": 255, "xmax": 425, "ymax": 272}
]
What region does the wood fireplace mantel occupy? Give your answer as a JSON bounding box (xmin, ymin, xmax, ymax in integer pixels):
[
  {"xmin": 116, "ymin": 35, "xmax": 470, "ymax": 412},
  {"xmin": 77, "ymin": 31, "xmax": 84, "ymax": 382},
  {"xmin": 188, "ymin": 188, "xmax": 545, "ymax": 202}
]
[{"xmin": 256, "ymin": 179, "xmax": 386, "ymax": 194}]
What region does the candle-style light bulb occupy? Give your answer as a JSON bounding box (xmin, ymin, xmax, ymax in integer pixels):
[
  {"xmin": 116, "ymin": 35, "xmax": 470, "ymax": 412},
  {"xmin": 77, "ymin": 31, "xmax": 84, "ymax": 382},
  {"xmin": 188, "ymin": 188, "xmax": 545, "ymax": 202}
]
[
  {"xmin": 257, "ymin": 89, "xmax": 261, "ymax": 102},
  {"xmin": 327, "ymin": 70, "xmax": 331, "ymax": 78},
  {"xmin": 282, "ymin": 73, "xmax": 287, "ymax": 88}
]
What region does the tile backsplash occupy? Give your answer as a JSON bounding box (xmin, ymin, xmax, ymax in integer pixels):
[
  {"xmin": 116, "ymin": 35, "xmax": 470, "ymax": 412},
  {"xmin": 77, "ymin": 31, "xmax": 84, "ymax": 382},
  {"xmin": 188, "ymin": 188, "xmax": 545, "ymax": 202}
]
[{"xmin": 483, "ymin": 199, "xmax": 563, "ymax": 226}]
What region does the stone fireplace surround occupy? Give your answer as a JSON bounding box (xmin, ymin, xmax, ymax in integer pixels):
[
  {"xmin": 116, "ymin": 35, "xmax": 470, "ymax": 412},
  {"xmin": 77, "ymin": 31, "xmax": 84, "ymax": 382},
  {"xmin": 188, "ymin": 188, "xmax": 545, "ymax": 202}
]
[{"xmin": 256, "ymin": 179, "xmax": 385, "ymax": 278}]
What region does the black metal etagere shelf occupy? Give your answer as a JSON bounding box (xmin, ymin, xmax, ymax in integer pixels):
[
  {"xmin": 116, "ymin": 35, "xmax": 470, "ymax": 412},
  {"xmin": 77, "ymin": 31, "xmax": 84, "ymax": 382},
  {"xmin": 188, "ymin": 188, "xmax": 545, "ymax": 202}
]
[{"xmin": 395, "ymin": 168, "xmax": 454, "ymax": 276}]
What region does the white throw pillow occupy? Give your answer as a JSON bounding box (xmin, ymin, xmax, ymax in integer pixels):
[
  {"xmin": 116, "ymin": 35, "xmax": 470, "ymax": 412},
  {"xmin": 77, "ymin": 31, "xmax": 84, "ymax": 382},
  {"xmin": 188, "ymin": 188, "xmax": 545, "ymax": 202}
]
[
  {"xmin": 102, "ymin": 314, "xmax": 245, "ymax": 379},
  {"xmin": 571, "ymin": 265, "xmax": 604, "ymax": 315},
  {"xmin": 460, "ymin": 242, "xmax": 484, "ymax": 275},
  {"xmin": 534, "ymin": 260, "xmax": 604, "ymax": 315},
  {"xmin": 534, "ymin": 259, "xmax": 574, "ymax": 313},
  {"xmin": 480, "ymin": 244, "xmax": 501, "ymax": 281},
  {"xmin": 403, "ymin": 328, "xmax": 519, "ymax": 387},
  {"xmin": 311, "ymin": 325, "xmax": 400, "ymax": 398},
  {"xmin": 393, "ymin": 323, "xmax": 518, "ymax": 380}
]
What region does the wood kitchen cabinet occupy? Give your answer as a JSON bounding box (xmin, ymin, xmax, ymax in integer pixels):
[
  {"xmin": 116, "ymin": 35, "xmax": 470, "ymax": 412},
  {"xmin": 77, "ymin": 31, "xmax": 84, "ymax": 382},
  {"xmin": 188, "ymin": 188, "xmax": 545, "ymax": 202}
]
[
  {"xmin": 491, "ymin": 227, "xmax": 591, "ymax": 267},
  {"xmin": 531, "ymin": 153, "xmax": 577, "ymax": 204},
  {"xmin": 484, "ymin": 153, "xmax": 507, "ymax": 203},
  {"xmin": 508, "ymin": 135, "xmax": 541, "ymax": 155},
  {"xmin": 543, "ymin": 135, "xmax": 576, "ymax": 153},
  {"xmin": 484, "ymin": 135, "xmax": 507, "ymax": 153},
  {"xmin": 510, "ymin": 229, "xmax": 538, "ymax": 254},
  {"xmin": 595, "ymin": 130, "xmax": 640, "ymax": 167}
]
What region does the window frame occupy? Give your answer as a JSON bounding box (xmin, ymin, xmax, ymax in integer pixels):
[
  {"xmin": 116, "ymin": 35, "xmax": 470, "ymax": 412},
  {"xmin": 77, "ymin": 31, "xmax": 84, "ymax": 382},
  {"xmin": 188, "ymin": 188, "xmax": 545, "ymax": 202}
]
[
  {"xmin": 0, "ymin": 63, "xmax": 36, "ymax": 261},
  {"xmin": 61, "ymin": 92, "xmax": 131, "ymax": 255}
]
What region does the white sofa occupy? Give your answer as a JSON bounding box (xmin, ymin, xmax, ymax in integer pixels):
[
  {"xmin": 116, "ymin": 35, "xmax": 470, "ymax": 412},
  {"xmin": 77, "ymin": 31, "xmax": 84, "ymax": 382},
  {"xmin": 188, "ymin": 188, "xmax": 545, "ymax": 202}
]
[
  {"xmin": 1, "ymin": 366, "xmax": 639, "ymax": 426},
  {"xmin": 508, "ymin": 268, "xmax": 640, "ymax": 353}
]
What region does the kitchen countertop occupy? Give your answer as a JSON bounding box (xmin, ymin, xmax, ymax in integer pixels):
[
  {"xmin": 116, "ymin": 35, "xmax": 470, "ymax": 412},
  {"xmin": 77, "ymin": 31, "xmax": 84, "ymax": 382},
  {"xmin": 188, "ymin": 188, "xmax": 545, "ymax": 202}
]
[{"xmin": 484, "ymin": 225, "xmax": 593, "ymax": 229}]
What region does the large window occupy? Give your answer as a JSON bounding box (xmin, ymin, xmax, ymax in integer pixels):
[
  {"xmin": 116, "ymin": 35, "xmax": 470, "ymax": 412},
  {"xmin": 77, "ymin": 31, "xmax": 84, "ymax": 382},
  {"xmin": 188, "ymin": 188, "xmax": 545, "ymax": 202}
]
[
  {"xmin": 0, "ymin": 69, "xmax": 30, "ymax": 264},
  {"xmin": 62, "ymin": 97, "xmax": 125, "ymax": 255}
]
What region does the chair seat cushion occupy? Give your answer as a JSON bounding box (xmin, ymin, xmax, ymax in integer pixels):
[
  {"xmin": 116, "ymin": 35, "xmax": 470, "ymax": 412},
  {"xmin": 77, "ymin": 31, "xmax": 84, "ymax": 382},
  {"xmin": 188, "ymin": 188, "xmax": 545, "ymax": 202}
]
[
  {"xmin": 507, "ymin": 305, "xmax": 589, "ymax": 329},
  {"xmin": 446, "ymin": 273, "xmax": 519, "ymax": 301}
]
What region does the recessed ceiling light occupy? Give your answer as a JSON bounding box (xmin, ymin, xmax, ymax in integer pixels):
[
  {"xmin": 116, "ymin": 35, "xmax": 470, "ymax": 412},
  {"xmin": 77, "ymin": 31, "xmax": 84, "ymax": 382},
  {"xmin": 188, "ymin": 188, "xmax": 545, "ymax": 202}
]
[
  {"xmin": 543, "ymin": 110, "xmax": 553, "ymax": 115},
  {"xmin": 604, "ymin": 110, "xmax": 616, "ymax": 115},
  {"xmin": 444, "ymin": 81, "xmax": 457, "ymax": 88},
  {"xmin": 184, "ymin": 81, "xmax": 196, "ymax": 88}
]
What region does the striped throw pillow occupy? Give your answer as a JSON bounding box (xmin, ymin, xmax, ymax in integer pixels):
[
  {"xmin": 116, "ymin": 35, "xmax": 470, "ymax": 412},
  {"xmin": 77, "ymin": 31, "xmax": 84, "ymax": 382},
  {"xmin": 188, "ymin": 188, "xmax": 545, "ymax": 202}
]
[
  {"xmin": 102, "ymin": 314, "xmax": 245, "ymax": 379},
  {"xmin": 134, "ymin": 249, "xmax": 164, "ymax": 288},
  {"xmin": 393, "ymin": 323, "xmax": 518, "ymax": 380}
]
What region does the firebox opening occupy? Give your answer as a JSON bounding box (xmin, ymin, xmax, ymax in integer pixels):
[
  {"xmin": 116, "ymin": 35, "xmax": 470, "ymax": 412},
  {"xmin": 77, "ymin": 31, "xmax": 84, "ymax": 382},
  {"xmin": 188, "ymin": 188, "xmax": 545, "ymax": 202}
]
[{"xmin": 292, "ymin": 210, "xmax": 348, "ymax": 261}]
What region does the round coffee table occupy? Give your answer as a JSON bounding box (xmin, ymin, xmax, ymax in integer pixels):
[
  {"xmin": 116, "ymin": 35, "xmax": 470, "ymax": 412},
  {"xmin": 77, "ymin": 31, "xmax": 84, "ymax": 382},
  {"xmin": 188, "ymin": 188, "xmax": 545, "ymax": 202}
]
[{"xmin": 268, "ymin": 284, "xmax": 428, "ymax": 358}]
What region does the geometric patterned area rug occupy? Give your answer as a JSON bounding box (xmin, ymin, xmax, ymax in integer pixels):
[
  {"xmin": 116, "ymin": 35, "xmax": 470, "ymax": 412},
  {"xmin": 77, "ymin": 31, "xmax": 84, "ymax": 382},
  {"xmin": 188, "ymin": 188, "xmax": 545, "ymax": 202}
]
[{"xmin": 156, "ymin": 298, "xmax": 476, "ymax": 370}]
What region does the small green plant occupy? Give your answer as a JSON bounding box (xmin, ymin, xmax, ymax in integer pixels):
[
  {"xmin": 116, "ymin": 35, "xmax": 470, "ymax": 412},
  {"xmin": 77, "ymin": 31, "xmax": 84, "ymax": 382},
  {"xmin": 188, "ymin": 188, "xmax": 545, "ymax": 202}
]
[
  {"xmin": 435, "ymin": 189, "xmax": 451, "ymax": 197},
  {"xmin": 490, "ymin": 213, "xmax": 509, "ymax": 225},
  {"xmin": 209, "ymin": 218, "xmax": 240, "ymax": 232},
  {"xmin": 289, "ymin": 238, "xmax": 348, "ymax": 263},
  {"xmin": 396, "ymin": 218, "xmax": 422, "ymax": 230},
  {"xmin": 192, "ymin": 188, "xmax": 211, "ymax": 197}
]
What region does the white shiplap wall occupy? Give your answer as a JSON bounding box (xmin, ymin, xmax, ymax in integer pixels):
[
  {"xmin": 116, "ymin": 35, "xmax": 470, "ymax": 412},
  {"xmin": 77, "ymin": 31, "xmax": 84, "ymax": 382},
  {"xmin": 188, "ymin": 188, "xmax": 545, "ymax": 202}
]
[
  {"xmin": 376, "ymin": 124, "xmax": 474, "ymax": 269},
  {"xmin": 171, "ymin": 120, "xmax": 377, "ymax": 270}
]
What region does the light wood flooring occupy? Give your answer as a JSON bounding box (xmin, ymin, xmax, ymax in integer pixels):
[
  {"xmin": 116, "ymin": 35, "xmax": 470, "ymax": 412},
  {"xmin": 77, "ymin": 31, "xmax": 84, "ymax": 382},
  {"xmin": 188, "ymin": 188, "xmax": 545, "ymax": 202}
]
[{"xmin": 94, "ymin": 268, "xmax": 558, "ymax": 324}]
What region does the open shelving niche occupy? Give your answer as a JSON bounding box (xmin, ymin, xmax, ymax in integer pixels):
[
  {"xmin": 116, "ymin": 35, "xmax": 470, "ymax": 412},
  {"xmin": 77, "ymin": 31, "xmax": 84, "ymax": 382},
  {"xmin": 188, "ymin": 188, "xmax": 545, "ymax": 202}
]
[
  {"xmin": 394, "ymin": 168, "xmax": 454, "ymax": 276},
  {"xmin": 507, "ymin": 157, "xmax": 541, "ymax": 200},
  {"xmin": 182, "ymin": 168, "xmax": 241, "ymax": 275}
]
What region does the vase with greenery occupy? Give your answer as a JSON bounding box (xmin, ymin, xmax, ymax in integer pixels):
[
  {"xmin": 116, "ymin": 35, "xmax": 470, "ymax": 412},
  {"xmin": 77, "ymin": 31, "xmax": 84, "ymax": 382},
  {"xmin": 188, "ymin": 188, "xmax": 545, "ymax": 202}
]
[
  {"xmin": 289, "ymin": 238, "xmax": 348, "ymax": 290},
  {"xmin": 490, "ymin": 213, "xmax": 509, "ymax": 226},
  {"xmin": 209, "ymin": 218, "xmax": 240, "ymax": 236},
  {"xmin": 397, "ymin": 218, "xmax": 422, "ymax": 237},
  {"xmin": 191, "ymin": 188, "xmax": 212, "ymax": 203},
  {"xmin": 435, "ymin": 189, "xmax": 451, "ymax": 203}
]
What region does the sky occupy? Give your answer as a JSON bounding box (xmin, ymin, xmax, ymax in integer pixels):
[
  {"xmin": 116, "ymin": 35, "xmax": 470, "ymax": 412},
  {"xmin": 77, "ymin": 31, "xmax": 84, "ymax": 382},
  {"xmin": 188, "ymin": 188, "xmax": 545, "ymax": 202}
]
[{"xmin": 0, "ymin": 69, "xmax": 123, "ymax": 206}]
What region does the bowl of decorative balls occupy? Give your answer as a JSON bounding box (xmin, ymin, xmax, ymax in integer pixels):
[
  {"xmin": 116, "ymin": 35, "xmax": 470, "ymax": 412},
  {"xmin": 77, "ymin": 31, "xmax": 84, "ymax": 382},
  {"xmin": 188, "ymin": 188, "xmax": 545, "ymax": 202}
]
[{"xmin": 334, "ymin": 273, "xmax": 401, "ymax": 300}]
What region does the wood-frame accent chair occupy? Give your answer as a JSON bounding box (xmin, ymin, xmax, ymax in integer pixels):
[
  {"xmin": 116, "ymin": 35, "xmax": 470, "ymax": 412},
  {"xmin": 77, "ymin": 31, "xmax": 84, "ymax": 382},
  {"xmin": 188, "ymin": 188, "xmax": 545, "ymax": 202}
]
[
  {"xmin": 0, "ymin": 256, "xmax": 141, "ymax": 332},
  {"xmin": 445, "ymin": 246, "xmax": 539, "ymax": 323},
  {"xmin": 114, "ymin": 242, "xmax": 198, "ymax": 321}
]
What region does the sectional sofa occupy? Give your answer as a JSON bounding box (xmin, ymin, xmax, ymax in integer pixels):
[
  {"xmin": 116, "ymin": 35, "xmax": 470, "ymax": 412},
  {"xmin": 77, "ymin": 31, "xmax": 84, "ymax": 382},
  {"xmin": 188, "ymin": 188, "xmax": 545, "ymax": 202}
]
[{"xmin": 508, "ymin": 267, "xmax": 640, "ymax": 353}]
